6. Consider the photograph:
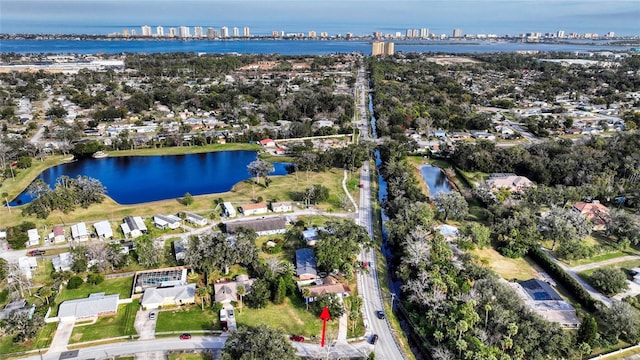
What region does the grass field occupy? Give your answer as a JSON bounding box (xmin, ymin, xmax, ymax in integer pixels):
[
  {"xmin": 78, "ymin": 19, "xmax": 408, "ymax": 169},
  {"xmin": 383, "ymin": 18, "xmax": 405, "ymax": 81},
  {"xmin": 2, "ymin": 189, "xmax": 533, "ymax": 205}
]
[
  {"xmin": 0, "ymin": 155, "xmax": 67, "ymax": 201},
  {"xmin": 471, "ymin": 247, "xmax": 540, "ymax": 281},
  {"xmin": 68, "ymin": 300, "xmax": 138, "ymax": 344},
  {"xmin": 106, "ymin": 143, "xmax": 260, "ymax": 157},
  {"xmin": 0, "ymin": 322, "xmax": 57, "ymax": 355},
  {"xmin": 155, "ymin": 306, "xmax": 220, "ymax": 332},
  {"xmin": 578, "ymin": 259, "xmax": 640, "ymax": 278},
  {"xmin": 168, "ymin": 353, "xmax": 213, "ymax": 360},
  {"xmin": 52, "ymin": 276, "xmax": 133, "ymax": 316},
  {"xmin": 236, "ymin": 295, "xmax": 337, "ymax": 338},
  {"xmin": 343, "ymin": 296, "xmax": 365, "ymax": 339}
]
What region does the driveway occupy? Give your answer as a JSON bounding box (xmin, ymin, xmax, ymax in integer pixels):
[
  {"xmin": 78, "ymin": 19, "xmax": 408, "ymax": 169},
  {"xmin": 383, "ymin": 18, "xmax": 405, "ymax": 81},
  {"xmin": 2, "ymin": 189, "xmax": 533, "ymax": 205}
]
[
  {"xmin": 47, "ymin": 321, "xmax": 74, "ymax": 353},
  {"xmin": 134, "ymin": 309, "xmax": 157, "ymax": 340},
  {"xmin": 222, "ymin": 305, "xmax": 237, "ymax": 332}
]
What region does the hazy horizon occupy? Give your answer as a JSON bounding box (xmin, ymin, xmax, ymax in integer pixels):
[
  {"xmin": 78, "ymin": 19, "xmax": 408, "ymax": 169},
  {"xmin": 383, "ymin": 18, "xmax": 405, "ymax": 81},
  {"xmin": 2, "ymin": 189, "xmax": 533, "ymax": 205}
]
[{"xmin": 1, "ymin": 0, "xmax": 639, "ymax": 36}]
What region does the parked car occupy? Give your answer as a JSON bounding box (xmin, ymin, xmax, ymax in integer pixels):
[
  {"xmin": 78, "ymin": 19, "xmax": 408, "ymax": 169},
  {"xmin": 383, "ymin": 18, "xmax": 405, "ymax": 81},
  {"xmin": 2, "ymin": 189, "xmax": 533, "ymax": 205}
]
[
  {"xmin": 290, "ymin": 335, "xmax": 305, "ymax": 342},
  {"xmin": 228, "ymin": 309, "xmax": 234, "ymax": 318},
  {"xmin": 376, "ymin": 311, "xmax": 385, "ymax": 319},
  {"xmin": 179, "ymin": 333, "xmax": 192, "ymax": 340},
  {"xmin": 28, "ymin": 249, "xmax": 45, "ymax": 256},
  {"xmin": 370, "ymin": 334, "xmax": 379, "ymax": 345},
  {"xmin": 149, "ymin": 312, "xmax": 156, "ymax": 320}
]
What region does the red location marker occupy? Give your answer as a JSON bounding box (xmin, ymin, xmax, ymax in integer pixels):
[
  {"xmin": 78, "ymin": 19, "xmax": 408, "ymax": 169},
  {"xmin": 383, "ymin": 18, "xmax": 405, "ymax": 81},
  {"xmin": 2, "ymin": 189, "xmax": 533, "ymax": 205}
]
[{"xmin": 319, "ymin": 306, "xmax": 331, "ymax": 347}]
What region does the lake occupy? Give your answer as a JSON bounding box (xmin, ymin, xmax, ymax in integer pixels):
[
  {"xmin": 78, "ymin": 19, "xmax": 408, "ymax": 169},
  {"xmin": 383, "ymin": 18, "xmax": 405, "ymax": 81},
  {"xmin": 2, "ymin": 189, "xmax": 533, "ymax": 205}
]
[
  {"xmin": 420, "ymin": 164, "xmax": 453, "ymax": 197},
  {"xmin": 10, "ymin": 150, "xmax": 289, "ymax": 205}
]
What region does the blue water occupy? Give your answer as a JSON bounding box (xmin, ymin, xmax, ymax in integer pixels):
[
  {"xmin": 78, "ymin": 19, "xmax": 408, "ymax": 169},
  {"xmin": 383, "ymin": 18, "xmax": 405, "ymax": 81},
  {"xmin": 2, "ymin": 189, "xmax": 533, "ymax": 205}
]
[
  {"xmin": 0, "ymin": 39, "xmax": 632, "ymax": 55},
  {"xmin": 10, "ymin": 151, "xmax": 289, "ymax": 205},
  {"xmin": 420, "ymin": 165, "xmax": 453, "ymax": 197}
]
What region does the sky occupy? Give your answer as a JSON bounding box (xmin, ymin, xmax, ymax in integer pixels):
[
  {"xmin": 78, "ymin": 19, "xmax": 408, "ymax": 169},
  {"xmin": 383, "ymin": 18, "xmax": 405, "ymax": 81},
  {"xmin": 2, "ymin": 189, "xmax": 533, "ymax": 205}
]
[{"xmin": 1, "ymin": 0, "xmax": 639, "ymax": 36}]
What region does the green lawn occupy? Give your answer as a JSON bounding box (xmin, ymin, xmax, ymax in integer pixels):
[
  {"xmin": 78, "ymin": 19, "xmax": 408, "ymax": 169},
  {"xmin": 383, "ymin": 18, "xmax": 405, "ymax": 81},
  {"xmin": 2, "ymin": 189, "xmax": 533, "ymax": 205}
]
[
  {"xmin": 343, "ymin": 297, "xmax": 365, "ymax": 338},
  {"xmin": 52, "ymin": 276, "xmax": 133, "ymax": 316},
  {"xmin": 156, "ymin": 305, "xmax": 220, "ymax": 332},
  {"xmin": 68, "ymin": 300, "xmax": 138, "ymax": 344},
  {"xmin": 168, "ymin": 354, "xmax": 213, "ymax": 360},
  {"xmin": 578, "ymin": 259, "xmax": 640, "ymax": 278},
  {"xmin": 236, "ymin": 295, "xmax": 337, "ymax": 338},
  {"xmin": 0, "ymin": 322, "xmax": 57, "ymax": 355}
]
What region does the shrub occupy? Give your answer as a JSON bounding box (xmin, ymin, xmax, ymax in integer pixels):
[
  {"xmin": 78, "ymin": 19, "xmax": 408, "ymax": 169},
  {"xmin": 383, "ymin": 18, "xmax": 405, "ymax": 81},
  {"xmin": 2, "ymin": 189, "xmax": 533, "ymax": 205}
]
[
  {"xmin": 590, "ymin": 268, "xmax": 629, "ymax": 295},
  {"xmin": 67, "ymin": 276, "xmax": 84, "ymax": 289},
  {"xmin": 87, "ymin": 273, "xmax": 104, "ymax": 285}
]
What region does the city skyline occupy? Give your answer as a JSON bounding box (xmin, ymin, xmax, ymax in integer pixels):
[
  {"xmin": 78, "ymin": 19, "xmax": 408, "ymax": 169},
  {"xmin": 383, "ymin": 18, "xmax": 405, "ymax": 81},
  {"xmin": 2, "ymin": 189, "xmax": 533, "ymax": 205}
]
[{"xmin": 1, "ymin": 0, "xmax": 639, "ymax": 36}]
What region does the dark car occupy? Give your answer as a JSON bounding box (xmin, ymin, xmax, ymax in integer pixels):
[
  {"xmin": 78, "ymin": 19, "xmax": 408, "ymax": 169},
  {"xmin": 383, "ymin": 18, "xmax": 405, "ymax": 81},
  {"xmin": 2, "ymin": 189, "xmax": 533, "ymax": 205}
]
[
  {"xmin": 376, "ymin": 311, "xmax": 385, "ymax": 319},
  {"xmin": 28, "ymin": 249, "xmax": 45, "ymax": 256},
  {"xmin": 179, "ymin": 333, "xmax": 192, "ymax": 340},
  {"xmin": 290, "ymin": 335, "xmax": 305, "ymax": 342},
  {"xmin": 370, "ymin": 334, "xmax": 379, "ymax": 345},
  {"xmin": 228, "ymin": 309, "xmax": 234, "ymax": 318}
]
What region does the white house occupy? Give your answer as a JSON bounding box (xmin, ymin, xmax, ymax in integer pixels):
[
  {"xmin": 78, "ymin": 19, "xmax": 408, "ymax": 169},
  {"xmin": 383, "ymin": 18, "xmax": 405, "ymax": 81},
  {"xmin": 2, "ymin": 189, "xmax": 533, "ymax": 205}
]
[
  {"xmin": 239, "ymin": 202, "xmax": 268, "ymax": 216},
  {"xmin": 225, "ymin": 217, "xmax": 287, "ymax": 236},
  {"xmin": 140, "ymin": 283, "xmax": 196, "ymax": 310},
  {"xmin": 71, "ymin": 222, "xmax": 89, "ymax": 242},
  {"xmin": 153, "ymin": 215, "xmax": 181, "ymax": 230},
  {"xmin": 94, "ymin": 220, "xmax": 114, "ymax": 240},
  {"xmin": 121, "ymin": 216, "xmax": 148, "ymax": 239},
  {"xmin": 223, "ymin": 202, "xmax": 237, "ymax": 218},
  {"xmin": 270, "ymin": 201, "xmax": 293, "ymax": 213},
  {"xmin": 18, "ymin": 256, "xmax": 38, "ymax": 280},
  {"xmin": 58, "ymin": 293, "xmax": 119, "ymax": 322},
  {"xmin": 302, "ymin": 228, "xmax": 319, "ymax": 246},
  {"xmin": 52, "ymin": 252, "xmax": 72, "ymax": 272},
  {"xmin": 184, "ymin": 212, "xmax": 207, "ymax": 226},
  {"xmin": 27, "ymin": 229, "xmax": 40, "ymax": 247}
]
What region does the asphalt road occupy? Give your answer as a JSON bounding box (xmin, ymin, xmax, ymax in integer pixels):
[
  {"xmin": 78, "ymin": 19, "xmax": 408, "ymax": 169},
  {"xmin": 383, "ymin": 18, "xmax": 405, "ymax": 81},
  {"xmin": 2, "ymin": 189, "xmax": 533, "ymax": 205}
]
[{"xmin": 355, "ymin": 63, "xmax": 406, "ymax": 360}]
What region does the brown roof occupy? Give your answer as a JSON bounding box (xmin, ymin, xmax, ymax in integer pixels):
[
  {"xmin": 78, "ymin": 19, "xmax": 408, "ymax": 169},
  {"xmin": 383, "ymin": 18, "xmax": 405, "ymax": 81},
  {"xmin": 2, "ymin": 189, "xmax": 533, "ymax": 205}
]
[
  {"xmin": 307, "ymin": 276, "xmax": 351, "ymax": 298},
  {"xmin": 53, "ymin": 226, "xmax": 65, "ymax": 236},
  {"xmin": 240, "ymin": 202, "xmax": 268, "ymax": 211}
]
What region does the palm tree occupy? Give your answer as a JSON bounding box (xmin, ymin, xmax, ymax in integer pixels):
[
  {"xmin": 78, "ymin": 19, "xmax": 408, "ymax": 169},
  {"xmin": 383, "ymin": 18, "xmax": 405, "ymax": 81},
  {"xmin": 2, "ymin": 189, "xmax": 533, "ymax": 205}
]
[
  {"xmin": 236, "ymin": 285, "xmax": 246, "ymax": 314},
  {"xmin": 302, "ymin": 288, "xmax": 312, "ymax": 310},
  {"xmin": 197, "ymin": 286, "xmax": 210, "ymax": 310}
]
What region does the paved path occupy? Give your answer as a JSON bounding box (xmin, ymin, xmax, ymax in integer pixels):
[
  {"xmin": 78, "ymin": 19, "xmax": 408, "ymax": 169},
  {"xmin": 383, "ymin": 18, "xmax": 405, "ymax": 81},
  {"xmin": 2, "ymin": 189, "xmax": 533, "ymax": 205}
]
[
  {"xmin": 337, "ymin": 297, "xmax": 348, "ymax": 342},
  {"xmin": 342, "ymin": 168, "xmax": 359, "ymax": 214},
  {"xmin": 47, "ymin": 321, "xmax": 73, "ymax": 353},
  {"xmin": 569, "ymin": 255, "xmax": 640, "ymax": 272}
]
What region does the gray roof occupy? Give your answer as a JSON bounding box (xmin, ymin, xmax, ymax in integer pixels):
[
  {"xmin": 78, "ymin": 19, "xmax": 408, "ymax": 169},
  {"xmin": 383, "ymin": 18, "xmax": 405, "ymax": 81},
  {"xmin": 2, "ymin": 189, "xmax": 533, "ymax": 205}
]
[
  {"xmin": 141, "ymin": 283, "xmax": 196, "ymax": 307},
  {"xmin": 58, "ymin": 293, "xmax": 119, "ymax": 319},
  {"xmin": 520, "ymin": 279, "xmax": 563, "ymax": 301},
  {"xmin": 296, "ymin": 248, "xmax": 317, "ymax": 277},
  {"xmin": 226, "ymin": 217, "xmax": 287, "ymax": 234}
]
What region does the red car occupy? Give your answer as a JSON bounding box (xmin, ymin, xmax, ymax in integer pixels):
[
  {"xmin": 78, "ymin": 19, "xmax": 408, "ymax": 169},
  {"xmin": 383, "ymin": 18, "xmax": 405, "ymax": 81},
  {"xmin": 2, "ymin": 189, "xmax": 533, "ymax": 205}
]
[
  {"xmin": 28, "ymin": 249, "xmax": 45, "ymax": 256},
  {"xmin": 290, "ymin": 335, "xmax": 305, "ymax": 342},
  {"xmin": 179, "ymin": 333, "xmax": 192, "ymax": 340}
]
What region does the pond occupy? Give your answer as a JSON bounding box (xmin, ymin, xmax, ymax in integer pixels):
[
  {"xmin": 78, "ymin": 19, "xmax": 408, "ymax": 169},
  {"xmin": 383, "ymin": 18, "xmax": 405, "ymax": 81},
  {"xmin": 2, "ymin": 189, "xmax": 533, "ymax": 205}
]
[
  {"xmin": 420, "ymin": 164, "xmax": 454, "ymax": 197},
  {"xmin": 10, "ymin": 150, "xmax": 289, "ymax": 205}
]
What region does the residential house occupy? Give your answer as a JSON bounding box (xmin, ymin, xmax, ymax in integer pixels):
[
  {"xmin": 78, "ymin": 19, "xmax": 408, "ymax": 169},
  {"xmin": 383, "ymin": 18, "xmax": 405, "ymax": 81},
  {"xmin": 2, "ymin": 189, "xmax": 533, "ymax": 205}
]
[
  {"xmin": 71, "ymin": 222, "xmax": 89, "ymax": 242},
  {"xmin": 572, "ymin": 200, "xmax": 610, "ymax": 231},
  {"xmin": 270, "ymin": 201, "xmax": 292, "ymax": 213},
  {"xmin": 0, "ymin": 299, "xmax": 34, "ymax": 321},
  {"xmin": 225, "ymin": 217, "xmax": 287, "ymax": 236},
  {"xmin": 27, "ymin": 228, "xmax": 40, "ymax": 247},
  {"xmin": 239, "ymin": 202, "xmax": 268, "ymax": 216},
  {"xmin": 214, "ymin": 274, "xmax": 254, "ymax": 304},
  {"xmin": 449, "ymin": 131, "xmax": 471, "ymax": 141},
  {"xmin": 471, "ymin": 131, "xmax": 496, "ymax": 141},
  {"xmin": 58, "ymin": 293, "xmax": 119, "ymax": 322},
  {"xmin": 49, "ymin": 225, "xmax": 66, "ymax": 244},
  {"xmin": 94, "ymin": 220, "xmax": 114, "ymax": 240},
  {"xmin": 18, "ymin": 256, "xmax": 38, "ymax": 280},
  {"xmin": 259, "ymin": 138, "xmax": 276, "ymax": 147},
  {"xmin": 513, "ymin": 279, "xmax": 580, "ymax": 328},
  {"xmin": 434, "ymin": 224, "xmax": 460, "ymax": 239},
  {"xmin": 184, "ymin": 212, "xmax": 207, "ymax": 226},
  {"xmin": 173, "ymin": 238, "xmax": 188, "ymax": 261},
  {"xmin": 296, "ymin": 248, "xmax": 318, "ymax": 280},
  {"xmin": 52, "ymin": 252, "xmax": 72, "ymax": 272},
  {"xmin": 140, "ymin": 283, "xmax": 196, "ymax": 310},
  {"xmin": 153, "ymin": 214, "xmax": 181, "ymax": 230},
  {"xmin": 121, "ymin": 216, "xmax": 148, "ymax": 239},
  {"xmin": 305, "ymin": 276, "xmax": 351, "ymax": 302},
  {"xmin": 223, "ymin": 202, "xmax": 237, "ymax": 218},
  {"xmin": 485, "ymin": 173, "xmax": 535, "ymax": 193},
  {"xmin": 433, "ymin": 129, "xmax": 447, "ymax": 139},
  {"xmin": 0, "ymin": 229, "xmax": 6, "ymax": 240},
  {"xmin": 302, "ymin": 228, "xmax": 319, "ymax": 246}
]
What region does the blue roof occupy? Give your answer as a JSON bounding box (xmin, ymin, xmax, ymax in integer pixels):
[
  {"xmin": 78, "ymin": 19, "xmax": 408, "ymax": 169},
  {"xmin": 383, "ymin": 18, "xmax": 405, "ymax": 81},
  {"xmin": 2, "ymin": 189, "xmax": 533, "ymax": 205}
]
[
  {"xmin": 520, "ymin": 279, "xmax": 563, "ymax": 301},
  {"xmin": 296, "ymin": 248, "xmax": 317, "ymax": 277}
]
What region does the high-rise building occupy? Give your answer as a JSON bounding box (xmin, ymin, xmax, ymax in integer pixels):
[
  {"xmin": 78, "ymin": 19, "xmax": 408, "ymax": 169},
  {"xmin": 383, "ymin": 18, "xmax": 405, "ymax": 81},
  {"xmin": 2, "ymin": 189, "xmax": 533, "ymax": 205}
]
[
  {"xmin": 320, "ymin": 32, "xmax": 329, "ymax": 38},
  {"xmin": 179, "ymin": 26, "xmax": 191, "ymax": 38},
  {"xmin": 207, "ymin": 27, "xmax": 217, "ymax": 39},
  {"xmin": 233, "ymin": 27, "xmax": 239, "ymax": 37},
  {"xmin": 122, "ymin": 29, "xmax": 130, "ymax": 37},
  {"xmin": 141, "ymin": 25, "xmax": 152, "ymax": 36},
  {"xmin": 130, "ymin": 29, "xmax": 137, "ymax": 36},
  {"xmin": 452, "ymin": 28, "xmax": 462, "ymax": 38},
  {"xmin": 557, "ymin": 30, "xmax": 565, "ymax": 38},
  {"xmin": 221, "ymin": 26, "xmax": 229, "ymax": 38},
  {"xmin": 243, "ymin": 26, "xmax": 250, "ymax": 37},
  {"xmin": 373, "ymin": 31, "xmax": 382, "ymax": 39},
  {"xmin": 272, "ymin": 30, "xmax": 280, "ymax": 37},
  {"xmin": 156, "ymin": 26, "xmax": 164, "ymax": 37},
  {"xmin": 194, "ymin": 26, "xmax": 203, "ymax": 38},
  {"xmin": 606, "ymin": 31, "xmax": 615, "ymax": 38},
  {"xmin": 308, "ymin": 31, "xmax": 316, "ymax": 38},
  {"xmin": 168, "ymin": 28, "xmax": 177, "ymax": 37},
  {"xmin": 420, "ymin": 28, "xmax": 429, "ymax": 38},
  {"xmin": 371, "ymin": 41, "xmax": 394, "ymax": 56}
]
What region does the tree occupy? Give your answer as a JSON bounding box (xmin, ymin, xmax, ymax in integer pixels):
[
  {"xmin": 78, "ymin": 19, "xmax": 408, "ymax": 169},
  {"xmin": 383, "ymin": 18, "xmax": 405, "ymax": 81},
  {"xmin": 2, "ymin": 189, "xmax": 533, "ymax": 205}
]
[
  {"xmin": 539, "ymin": 207, "xmax": 592, "ymax": 251},
  {"xmin": 433, "ymin": 191, "xmax": 468, "ymax": 221},
  {"xmin": 314, "ymin": 219, "xmax": 370, "ymax": 271},
  {"xmin": 302, "ymin": 288, "xmax": 312, "ymax": 310},
  {"xmin": 237, "ymin": 285, "xmax": 246, "ymax": 313},
  {"xmin": 245, "ymin": 279, "xmax": 271, "ymax": 309},
  {"xmin": 134, "ymin": 235, "xmax": 164, "ymax": 268},
  {"xmin": 247, "ymin": 160, "xmax": 275, "ymax": 186},
  {"xmin": 37, "ymin": 286, "xmax": 53, "ymax": 305},
  {"xmin": 221, "ymin": 324, "xmax": 297, "ymax": 360},
  {"xmin": 600, "ymin": 301, "xmax": 640, "ymax": 342},
  {"xmin": 67, "ymin": 276, "xmax": 84, "ymax": 289},
  {"xmin": 4, "ymin": 312, "xmax": 44, "ymax": 343},
  {"xmin": 273, "ymin": 277, "xmax": 286, "ymax": 305},
  {"xmin": 578, "ymin": 314, "xmax": 598, "ymax": 346},
  {"xmin": 182, "ymin": 192, "xmax": 194, "ymax": 207},
  {"xmin": 463, "ymin": 223, "xmax": 491, "ymax": 248},
  {"xmin": 590, "ymin": 268, "xmax": 629, "ymax": 295},
  {"xmin": 197, "ymin": 286, "xmax": 210, "ymax": 310},
  {"xmin": 311, "ymin": 294, "xmax": 345, "ymax": 318}
]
